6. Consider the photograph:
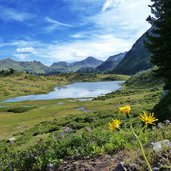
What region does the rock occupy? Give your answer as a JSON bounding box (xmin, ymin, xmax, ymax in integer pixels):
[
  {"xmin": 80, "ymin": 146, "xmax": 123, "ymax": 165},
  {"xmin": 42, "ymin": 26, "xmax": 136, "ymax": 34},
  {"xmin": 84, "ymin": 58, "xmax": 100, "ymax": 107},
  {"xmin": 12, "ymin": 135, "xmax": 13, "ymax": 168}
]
[
  {"xmin": 152, "ymin": 126, "xmax": 156, "ymax": 130},
  {"xmin": 46, "ymin": 163, "xmax": 54, "ymax": 171},
  {"xmin": 152, "ymin": 167, "xmax": 160, "ymax": 171},
  {"xmin": 76, "ymin": 107, "xmax": 91, "ymax": 113},
  {"xmin": 113, "ymin": 162, "xmax": 127, "ymax": 171},
  {"xmin": 164, "ymin": 120, "xmax": 170, "ymax": 125},
  {"xmin": 157, "ymin": 122, "xmax": 163, "ymax": 129},
  {"xmin": 58, "ymin": 132, "xmax": 65, "ymax": 138},
  {"xmin": 152, "ymin": 140, "xmax": 171, "ymax": 152},
  {"xmin": 85, "ymin": 127, "xmax": 91, "ymax": 132},
  {"xmin": 7, "ymin": 137, "xmax": 16, "ymax": 144},
  {"xmin": 57, "ymin": 127, "xmax": 74, "ymax": 139},
  {"xmin": 64, "ymin": 127, "xmax": 73, "ymax": 133}
]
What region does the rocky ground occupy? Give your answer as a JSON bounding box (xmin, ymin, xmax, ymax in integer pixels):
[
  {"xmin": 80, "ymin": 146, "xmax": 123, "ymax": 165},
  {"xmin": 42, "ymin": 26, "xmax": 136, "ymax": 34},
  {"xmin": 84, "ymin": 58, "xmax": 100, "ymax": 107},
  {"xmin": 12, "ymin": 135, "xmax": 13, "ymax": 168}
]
[
  {"xmin": 57, "ymin": 154, "xmax": 124, "ymax": 171},
  {"xmin": 53, "ymin": 138, "xmax": 171, "ymax": 170},
  {"xmin": 55, "ymin": 148, "xmax": 171, "ymax": 171}
]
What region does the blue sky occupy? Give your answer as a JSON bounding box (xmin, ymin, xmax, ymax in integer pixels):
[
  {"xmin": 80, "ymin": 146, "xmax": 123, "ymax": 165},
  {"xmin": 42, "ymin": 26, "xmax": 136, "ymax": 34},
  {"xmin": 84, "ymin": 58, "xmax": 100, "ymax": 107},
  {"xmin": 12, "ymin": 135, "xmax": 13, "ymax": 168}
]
[{"xmin": 0, "ymin": 0, "xmax": 151, "ymax": 65}]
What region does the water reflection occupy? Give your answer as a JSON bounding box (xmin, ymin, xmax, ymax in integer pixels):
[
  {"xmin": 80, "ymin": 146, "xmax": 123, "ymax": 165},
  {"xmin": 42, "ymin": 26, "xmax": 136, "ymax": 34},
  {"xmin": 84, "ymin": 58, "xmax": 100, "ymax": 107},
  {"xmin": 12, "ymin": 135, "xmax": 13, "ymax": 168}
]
[{"xmin": 3, "ymin": 81, "xmax": 124, "ymax": 102}]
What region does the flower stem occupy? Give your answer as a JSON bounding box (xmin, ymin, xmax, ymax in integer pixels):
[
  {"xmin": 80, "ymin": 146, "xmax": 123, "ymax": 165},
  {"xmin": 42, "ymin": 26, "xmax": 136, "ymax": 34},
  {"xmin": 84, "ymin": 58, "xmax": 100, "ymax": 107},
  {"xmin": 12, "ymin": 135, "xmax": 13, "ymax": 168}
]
[
  {"xmin": 129, "ymin": 120, "xmax": 152, "ymax": 171},
  {"xmin": 134, "ymin": 132, "xmax": 152, "ymax": 171}
]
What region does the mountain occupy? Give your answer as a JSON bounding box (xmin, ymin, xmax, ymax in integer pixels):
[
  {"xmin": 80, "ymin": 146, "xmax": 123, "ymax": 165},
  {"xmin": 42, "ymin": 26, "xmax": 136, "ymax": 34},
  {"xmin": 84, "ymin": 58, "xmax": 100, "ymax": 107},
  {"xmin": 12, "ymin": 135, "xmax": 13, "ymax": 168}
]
[
  {"xmin": 76, "ymin": 67, "xmax": 96, "ymax": 73},
  {"xmin": 0, "ymin": 58, "xmax": 23, "ymax": 71},
  {"xmin": 0, "ymin": 57, "xmax": 103, "ymax": 74},
  {"xmin": 0, "ymin": 59, "xmax": 48, "ymax": 74},
  {"xmin": 19, "ymin": 61, "xmax": 48, "ymax": 74},
  {"xmin": 96, "ymin": 52, "xmax": 127, "ymax": 73},
  {"xmin": 49, "ymin": 62, "xmax": 69, "ymax": 73},
  {"xmin": 112, "ymin": 28, "xmax": 153, "ymax": 75},
  {"xmin": 71, "ymin": 57, "xmax": 103, "ymax": 68},
  {"xmin": 48, "ymin": 57, "xmax": 103, "ymax": 74}
]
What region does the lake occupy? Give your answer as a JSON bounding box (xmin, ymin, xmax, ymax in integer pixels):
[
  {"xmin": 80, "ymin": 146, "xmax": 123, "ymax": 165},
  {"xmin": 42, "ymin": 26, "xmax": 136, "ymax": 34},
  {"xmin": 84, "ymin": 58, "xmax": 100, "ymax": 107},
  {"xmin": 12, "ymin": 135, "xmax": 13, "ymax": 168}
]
[{"xmin": 3, "ymin": 81, "xmax": 124, "ymax": 102}]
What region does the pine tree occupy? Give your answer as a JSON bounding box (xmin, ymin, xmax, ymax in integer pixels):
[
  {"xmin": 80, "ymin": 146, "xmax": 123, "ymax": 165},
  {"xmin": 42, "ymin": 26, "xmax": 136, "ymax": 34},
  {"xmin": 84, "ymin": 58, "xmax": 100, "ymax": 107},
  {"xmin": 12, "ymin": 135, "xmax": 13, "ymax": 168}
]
[{"xmin": 146, "ymin": 0, "xmax": 171, "ymax": 89}]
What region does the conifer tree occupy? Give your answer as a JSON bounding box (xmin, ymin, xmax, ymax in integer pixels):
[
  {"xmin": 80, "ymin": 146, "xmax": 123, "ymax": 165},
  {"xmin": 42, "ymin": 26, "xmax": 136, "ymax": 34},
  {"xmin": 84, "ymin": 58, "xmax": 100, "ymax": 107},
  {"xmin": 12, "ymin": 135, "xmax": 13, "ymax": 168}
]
[{"xmin": 146, "ymin": 0, "xmax": 171, "ymax": 89}]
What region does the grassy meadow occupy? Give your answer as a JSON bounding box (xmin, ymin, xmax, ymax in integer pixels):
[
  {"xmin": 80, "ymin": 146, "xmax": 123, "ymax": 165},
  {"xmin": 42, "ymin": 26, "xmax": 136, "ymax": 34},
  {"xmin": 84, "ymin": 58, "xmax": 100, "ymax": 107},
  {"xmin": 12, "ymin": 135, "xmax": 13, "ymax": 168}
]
[
  {"xmin": 0, "ymin": 70, "xmax": 170, "ymax": 170},
  {"xmin": 0, "ymin": 72, "xmax": 129, "ymax": 100}
]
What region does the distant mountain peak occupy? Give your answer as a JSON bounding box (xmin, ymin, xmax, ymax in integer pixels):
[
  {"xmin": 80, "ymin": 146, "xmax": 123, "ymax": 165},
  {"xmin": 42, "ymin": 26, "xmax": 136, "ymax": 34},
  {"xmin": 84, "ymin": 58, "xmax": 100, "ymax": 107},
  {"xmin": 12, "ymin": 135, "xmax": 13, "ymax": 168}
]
[
  {"xmin": 85, "ymin": 56, "xmax": 97, "ymax": 60},
  {"xmin": 49, "ymin": 57, "xmax": 103, "ymax": 74},
  {"xmin": 2, "ymin": 58, "xmax": 15, "ymax": 62},
  {"xmin": 96, "ymin": 52, "xmax": 127, "ymax": 73},
  {"xmin": 81, "ymin": 56, "xmax": 103, "ymax": 63}
]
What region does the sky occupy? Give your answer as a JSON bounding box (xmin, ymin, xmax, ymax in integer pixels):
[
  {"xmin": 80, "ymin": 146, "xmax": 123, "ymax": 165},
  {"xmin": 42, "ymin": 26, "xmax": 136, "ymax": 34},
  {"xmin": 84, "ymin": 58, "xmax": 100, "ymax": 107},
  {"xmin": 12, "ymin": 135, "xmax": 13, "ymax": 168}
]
[{"xmin": 0, "ymin": 0, "xmax": 151, "ymax": 65}]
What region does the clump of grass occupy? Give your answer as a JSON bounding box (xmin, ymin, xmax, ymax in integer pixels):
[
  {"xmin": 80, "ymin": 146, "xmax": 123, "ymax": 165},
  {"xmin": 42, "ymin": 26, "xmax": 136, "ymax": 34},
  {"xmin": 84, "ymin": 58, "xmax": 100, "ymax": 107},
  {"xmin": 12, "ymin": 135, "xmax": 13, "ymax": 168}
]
[{"xmin": 0, "ymin": 106, "xmax": 36, "ymax": 113}]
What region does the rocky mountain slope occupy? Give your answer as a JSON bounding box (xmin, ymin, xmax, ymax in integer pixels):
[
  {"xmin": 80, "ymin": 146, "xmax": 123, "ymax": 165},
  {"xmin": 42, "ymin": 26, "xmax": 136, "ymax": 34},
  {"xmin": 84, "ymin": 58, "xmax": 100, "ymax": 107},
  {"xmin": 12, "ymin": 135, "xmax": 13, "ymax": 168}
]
[
  {"xmin": 112, "ymin": 28, "xmax": 153, "ymax": 75},
  {"xmin": 96, "ymin": 52, "xmax": 127, "ymax": 73}
]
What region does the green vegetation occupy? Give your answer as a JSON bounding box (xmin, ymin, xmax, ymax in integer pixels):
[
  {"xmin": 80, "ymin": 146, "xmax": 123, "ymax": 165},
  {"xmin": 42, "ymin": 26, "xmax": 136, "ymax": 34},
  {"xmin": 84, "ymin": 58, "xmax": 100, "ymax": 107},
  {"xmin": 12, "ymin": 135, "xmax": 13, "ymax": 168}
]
[
  {"xmin": 0, "ymin": 69, "xmax": 170, "ymax": 170},
  {"xmin": 146, "ymin": 0, "xmax": 171, "ymax": 121},
  {"xmin": 147, "ymin": 0, "xmax": 171, "ymax": 90},
  {"xmin": 0, "ymin": 72, "xmax": 68, "ymax": 100},
  {"xmin": 0, "ymin": 71, "xmax": 129, "ymax": 100}
]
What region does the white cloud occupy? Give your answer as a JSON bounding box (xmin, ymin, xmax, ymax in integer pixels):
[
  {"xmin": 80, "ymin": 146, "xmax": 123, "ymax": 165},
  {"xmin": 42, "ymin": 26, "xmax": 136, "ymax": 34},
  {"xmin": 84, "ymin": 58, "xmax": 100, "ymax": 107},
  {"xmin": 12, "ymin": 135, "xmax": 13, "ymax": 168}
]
[
  {"xmin": 15, "ymin": 46, "xmax": 36, "ymax": 60},
  {"xmin": 15, "ymin": 53, "xmax": 29, "ymax": 60},
  {"xmin": 16, "ymin": 47, "xmax": 35, "ymax": 53},
  {"xmin": 34, "ymin": 34, "xmax": 132, "ymax": 63},
  {"xmin": 0, "ymin": 40, "xmax": 42, "ymax": 48},
  {"xmin": 102, "ymin": 0, "xmax": 114, "ymax": 12},
  {"xmin": 44, "ymin": 17, "xmax": 72, "ymax": 32},
  {"xmin": 102, "ymin": 0, "xmax": 125, "ymax": 12},
  {"xmin": 70, "ymin": 32, "xmax": 88, "ymax": 39},
  {"xmin": 91, "ymin": 0, "xmax": 151, "ymax": 39},
  {"xmin": 45, "ymin": 17, "xmax": 71, "ymax": 27},
  {"xmin": 0, "ymin": 7, "xmax": 33, "ymax": 22}
]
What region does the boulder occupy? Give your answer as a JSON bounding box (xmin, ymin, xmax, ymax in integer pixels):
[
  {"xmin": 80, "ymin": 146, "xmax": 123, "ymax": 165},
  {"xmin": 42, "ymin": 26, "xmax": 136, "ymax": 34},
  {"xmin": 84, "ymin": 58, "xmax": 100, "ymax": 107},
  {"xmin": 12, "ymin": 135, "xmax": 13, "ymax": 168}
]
[
  {"xmin": 7, "ymin": 137, "xmax": 16, "ymax": 144},
  {"xmin": 152, "ymin": 140, "xmax": 171, "ymax": 152},
  {"xmin": 46, "ymin": 163, "xmax": 55, "ymax": 171},
  {"xmin": 113, "ymin": 162, "xmax": 127, "ymax": 171}
]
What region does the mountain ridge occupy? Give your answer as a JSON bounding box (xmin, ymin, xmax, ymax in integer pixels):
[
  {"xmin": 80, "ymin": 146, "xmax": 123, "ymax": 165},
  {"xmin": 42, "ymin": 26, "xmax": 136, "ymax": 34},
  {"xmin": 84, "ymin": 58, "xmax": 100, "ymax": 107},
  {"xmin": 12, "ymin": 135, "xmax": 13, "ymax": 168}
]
[
  {"xmin": 112, "ymin": 28, "xmax": 153, "ymax": 75},
  {"xmin": 0, "ymin": 56, "xmax": 103, "ymax": 74},
  {"xmin": 96, "ymin": 52, "xmax": 127, "ymax": 73}
]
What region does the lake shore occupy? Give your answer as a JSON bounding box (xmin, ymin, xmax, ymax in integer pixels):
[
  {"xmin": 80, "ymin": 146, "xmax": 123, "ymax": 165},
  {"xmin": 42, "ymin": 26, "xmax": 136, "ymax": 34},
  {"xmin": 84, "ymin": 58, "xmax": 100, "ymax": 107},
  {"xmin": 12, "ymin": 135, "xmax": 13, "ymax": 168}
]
[
  {"xmin": 0, "ymin": 73, "xmax": 129, "ymax": 101},
  {"xmin": 2, "ymin": 81, "xmax": 124, "ymax": 103}
]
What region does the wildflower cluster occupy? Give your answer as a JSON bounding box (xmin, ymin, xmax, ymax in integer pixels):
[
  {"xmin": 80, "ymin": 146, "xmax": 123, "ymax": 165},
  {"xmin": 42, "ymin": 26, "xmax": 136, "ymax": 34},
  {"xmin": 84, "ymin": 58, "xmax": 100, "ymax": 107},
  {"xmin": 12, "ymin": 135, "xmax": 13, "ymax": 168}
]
[{"xmin": 108, "ymin": 105, "xmax": 158, "ymax": 171}]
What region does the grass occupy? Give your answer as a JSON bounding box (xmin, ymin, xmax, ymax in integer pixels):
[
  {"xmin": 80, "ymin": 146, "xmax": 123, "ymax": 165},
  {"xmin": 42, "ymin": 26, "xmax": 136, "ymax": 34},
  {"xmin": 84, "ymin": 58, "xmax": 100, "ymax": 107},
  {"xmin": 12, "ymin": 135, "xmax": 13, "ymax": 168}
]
[
  {"xmin": 0, "ymin": 72, "xmax": 129, "ymax": 100},
  {"xmin": 0, "ymin": 69, "xmax": 163, "ymax": 142},
  {"xmin": 0, "ymin": 69, "xmax": 170, "ymax": 170}
]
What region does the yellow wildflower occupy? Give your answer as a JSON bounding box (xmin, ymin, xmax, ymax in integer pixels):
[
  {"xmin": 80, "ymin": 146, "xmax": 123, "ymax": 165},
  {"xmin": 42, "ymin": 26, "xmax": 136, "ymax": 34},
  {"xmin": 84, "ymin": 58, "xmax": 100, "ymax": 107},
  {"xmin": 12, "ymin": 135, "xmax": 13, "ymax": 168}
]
[
  {"xmin": 109, "ymin": 119, "xmax": 121, "ymax": 131},
  {"xmin": 139, "ymin": 112, "xmax": 158, "ymax": 125},
  {"xmin": 119, "ymin": 105, "xmax": 131, "ymax": 116}
]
